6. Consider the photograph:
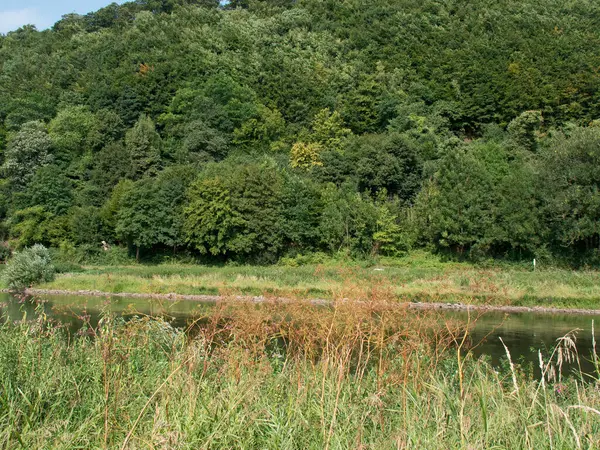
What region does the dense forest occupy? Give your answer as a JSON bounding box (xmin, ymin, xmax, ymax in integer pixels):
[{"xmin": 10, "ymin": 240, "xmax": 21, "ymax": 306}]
[{"xmin": 1, "ymin": 0, "xmax": 600, "ymax": 265}]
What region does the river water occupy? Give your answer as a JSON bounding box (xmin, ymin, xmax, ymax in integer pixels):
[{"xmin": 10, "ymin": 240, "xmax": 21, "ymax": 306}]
[{"xmin": 1, "ymin": 292, "xmax": 599, "ymax": 377}]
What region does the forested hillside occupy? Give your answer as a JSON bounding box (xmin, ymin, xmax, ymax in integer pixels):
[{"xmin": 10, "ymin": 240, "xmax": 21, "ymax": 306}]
[{"xmin": 1, "ymin": 0, "xmax": 599, "ymax": 264}]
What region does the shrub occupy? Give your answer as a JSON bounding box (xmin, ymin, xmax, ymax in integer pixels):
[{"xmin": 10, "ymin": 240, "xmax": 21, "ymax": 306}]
[
  {"xmin": 54, "ymin": 243, "xmax": 133, "ymax": 266},
  {"xmin": 53, "ymin": 260, "xmax": 84, "ymax": 274},
  {"xmin": 279, "ymin": 252, "xmax": 329, "ymax": 266},
  {"xmin": 3, "ymin": 244, "xmax": 56, "ymax": 290},
  {"xmin": 0, "ymin": 243, "xmax": 10, "ymax": 263}
]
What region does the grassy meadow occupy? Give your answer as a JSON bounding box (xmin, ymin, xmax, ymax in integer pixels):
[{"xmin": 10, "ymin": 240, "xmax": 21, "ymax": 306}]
[
  {"xmin": 0, "ymin": 292, "xmax": 599, "ymax": 449},
  {"xmin": 35, "ymin": 252, "xmax": 600, "ymax": 310}
]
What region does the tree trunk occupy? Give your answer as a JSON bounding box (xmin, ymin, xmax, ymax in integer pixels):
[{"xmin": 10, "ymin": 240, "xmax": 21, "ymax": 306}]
[{"xmin": 136, "ymin": 246, "xmax": 140, "ymax": 262}]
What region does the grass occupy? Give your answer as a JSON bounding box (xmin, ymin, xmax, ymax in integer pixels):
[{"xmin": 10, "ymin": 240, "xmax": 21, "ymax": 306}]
[
  {"xmin": 0, "ymin": 287, "xmax": 599, "ymax": 449},
  {"xmin": 0, "ymin": 265, "xmax": 6, "ymax": 290},
  {"xmin": 36, "ymin": 252, "xmax": 600, "ymax": 309}
]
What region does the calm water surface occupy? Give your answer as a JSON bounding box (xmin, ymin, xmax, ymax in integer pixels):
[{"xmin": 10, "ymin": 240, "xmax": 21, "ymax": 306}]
[{"xmin": 1, "ymin": 293, "xmax": 599, "ymax": 376}]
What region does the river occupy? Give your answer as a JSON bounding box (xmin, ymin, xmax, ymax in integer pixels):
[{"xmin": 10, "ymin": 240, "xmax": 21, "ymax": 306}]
[{"xmin": 1, "ymin": 292, "xmax": 599, "ymax": 377}]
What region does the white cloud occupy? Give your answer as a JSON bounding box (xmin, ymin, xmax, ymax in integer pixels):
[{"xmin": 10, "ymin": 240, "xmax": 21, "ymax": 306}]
[{"xmin": 0, "ymin": 8, "xmax": 51, "ymax": 34}]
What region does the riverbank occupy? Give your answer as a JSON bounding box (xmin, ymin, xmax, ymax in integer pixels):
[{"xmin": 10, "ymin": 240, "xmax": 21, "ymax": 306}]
[{"xmin": 29, "ymin": 261, "xmax": 600, "ymax": 310}]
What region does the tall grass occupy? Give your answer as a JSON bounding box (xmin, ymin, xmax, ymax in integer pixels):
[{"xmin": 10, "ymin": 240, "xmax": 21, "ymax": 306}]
[{"xmin": 0, "ymin": 285, "xmax": 599, "ymax": 448}]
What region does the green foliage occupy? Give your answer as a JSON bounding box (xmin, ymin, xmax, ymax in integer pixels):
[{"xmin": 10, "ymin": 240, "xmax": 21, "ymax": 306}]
[
  {"xmin": 233, "ymin": 104, "xmax": 286, "ymax": 150},
  {"xmin": 52, "ymin": 259, "xmax": 84, "ymax": 274},
  {"xmin": 1, "ymin": 122, "xmax": 53, "ymax": 189},
  {"xmin": 540, "ymin": 127, "xmax": 600, "ymax": 259},
  {"xmin": 100, "ymin": 179, "xmax": 135, "ymax": 237},
  {"xmin": 184, "ymin": 176, "xmax": 243, "ymax": 256},
  {"xmin": 373, "ymin": 203, "xmax": 410, "ymax": 257},
  {"xmin": 0, "ymin": 0, "xmax": 599, "ymax": 265},
  {"xmin": 8, "ymin": 207, "xmax": 70, "ymax": 250},
  {"xmin": 89, "ymin": 142, "xmax": 131, "ymax": 197},
  {"xmin": 69, "ymin": 206, "xmax": 105, "ymax": 246},
  {"xmin": 125, "ymin": 115, "xmax": 161, "ymax": 179},
  {"xmin": 184, "ymin": 159, "xmax": 284, "ymax": 260},
  {"xmin": 416, "ymin": 140, "xmax": 544, "ymax": 259},
  {"xmin": 311, "ymin": 109, "xmax": 351, "ymax": 153},
  {"xmin": 507, "ymin": 110, "xmax": 543, "ymax": 151},
  {"xmin": 346, "ymin": 133, "xmax": 423, "ymax": 200},
  {"xmin": 279, "ymin": 176, "xmax": 323, "ymax": 250},
  {"xmin": 0, "ymin": 243, "xmax": 11, "ymax": 262},
  {"xmin": 21, "ymin": 165, "xmax": 73, "ymax": 215},
  {"xmin": 2, "ymin": 244, "xmax": 55, "ymax": 290},
  {"xmin": 48, "ymin": 105, "xmax": 101, "ymax": 161},
  {"xmin": 318, "ymin": 184, "xmax": 377, "ymax": 255},
  {"xmin": 116, "ymin": 167, "xmax": 192, "ymax": 255}
]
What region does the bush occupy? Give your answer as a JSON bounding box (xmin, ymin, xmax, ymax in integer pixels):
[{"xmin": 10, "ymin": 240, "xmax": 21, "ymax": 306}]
[
  {"xmin": 54, "ymin": 243, "xmax": 133, "ymax": 266},
  {"xmin": 3, "ymin": 244, "xmax": 56, "ymax": 290},
  {"xmin": 53, "ymin": 260, "xmax": 84, "ymax": 274},
  {"xmin": 279, "ymin": 252, "xmax": 329, "ymax": 267},
  {"xmin": 0, "ymin": 243, "xmax": 10, "ymax": 263}
]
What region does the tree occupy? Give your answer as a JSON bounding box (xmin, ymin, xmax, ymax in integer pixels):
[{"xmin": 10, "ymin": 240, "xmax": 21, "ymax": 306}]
[
  {"xmin": 70, "ymin": 206, "xmax": 106, "ymax": 246},
  {"xmin": 180, "ymin": 120, "xmax": 229, "ymax": 161},
  {"xmin": 2, "ymin": 122, "xmax": 53, "ymax": 190},
  {"xmin": 507, "ymin": 110, "xmax": 543, "ymax": 152},
  {"xmin": 184, "ymin": 177, "xmax": 245, "ymax": 257},
  {"xmin": 125, "ymin": 115, "xmax": 161, "ymax": 179},
  {"xmin": 22, "ymin": 165, "xmax": 73, "ymax": 215},
  {"xmin": 116, "ymin": 168, "xmax": 191, "ymax": 259},
  {"xmin": 233, "ymin": 104, "xmax": 286, "ymax": 151},
  {"xmin": 415, "ymin": 140, "xmax": 543, "ymax": 258},
  {"xmin": 280, "ymin": 175, "xmax": 323, "ymax": 251},
  {"xmin": 90, "ymin": 142, "xmax": 131, "ymax": 197},
  {"xmin": 540, "ymin": 126, "xmax": 600, "ymax": 257},
  {"xmin": 373, "ymin": 201, "xmax": 409, "ymax": 257},
  {"xmin": 414, "ymin": 144, "xmax": 499, "ymax": 256},
  {"xmin": 48, "ymin": 105, "xmax": 101, "ymax": 162},
  {"xmin": 348, "ymin": 133, "xmax": 423, "ymax": 201},
  {"xmin": 311, "ymin": 109, "xmax": 351, "ymax": 153},
  {"xmin": 184, "ymin": 159, "xmax": 284, "ymax": 260},
  {"xmin": 100, "ymin": 179, "xmax": 135, "ymax": 240},
  {"xmin": 290, "ymin": 142, "xmax": 323, "ymax": 169},
  {"xmin": 8, "ymin": 207, "xmax": 70, "ymax": 249},
  {"xmin": 318, "ymin": 183, "xmax": 377, "ymax": 255}
]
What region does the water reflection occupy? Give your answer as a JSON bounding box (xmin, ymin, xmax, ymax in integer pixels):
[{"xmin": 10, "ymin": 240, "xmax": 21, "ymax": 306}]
[{"xmin": 451, "ymin": 309, "xmax": 600, "ymax": 376}]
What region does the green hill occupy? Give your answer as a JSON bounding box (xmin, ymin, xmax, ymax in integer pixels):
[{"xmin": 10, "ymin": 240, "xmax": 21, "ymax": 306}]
[{"xmin": 0, "ymin": 0, "xmax": 599, "ymax": 264}]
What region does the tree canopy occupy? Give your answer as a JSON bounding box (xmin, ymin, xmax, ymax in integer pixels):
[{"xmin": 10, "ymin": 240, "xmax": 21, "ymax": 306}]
[{"xmin": 1, "ymin": 0, "xmax": 599, "ymax": 264}]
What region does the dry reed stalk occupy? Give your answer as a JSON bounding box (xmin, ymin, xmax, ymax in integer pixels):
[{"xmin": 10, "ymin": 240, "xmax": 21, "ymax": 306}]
[
  {"xmin": 592, "ymin": 321, "xmax": 598, "ymax": 377},
  {"xmin": 567, "ymin": 405, "xmax": 600, "ymax": 417},
  {"xmin": 499, "ymin": 337, "xmax": 519, "ymax": 395}
]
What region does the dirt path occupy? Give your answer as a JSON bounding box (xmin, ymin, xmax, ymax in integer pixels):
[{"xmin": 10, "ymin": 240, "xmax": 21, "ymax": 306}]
[{"xmin": 2, "ymin": 287, "xmax": 597, "ymax": 316}]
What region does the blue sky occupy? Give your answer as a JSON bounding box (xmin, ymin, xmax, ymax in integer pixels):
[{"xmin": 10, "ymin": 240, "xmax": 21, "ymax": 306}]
[{"xmin": 0, "ymin": 0, "xmax": 124, "ymax": 33}]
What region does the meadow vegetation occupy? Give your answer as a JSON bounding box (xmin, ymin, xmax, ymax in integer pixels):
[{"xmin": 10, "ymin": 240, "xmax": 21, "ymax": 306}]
[
  {"xmin": 37, "ymin": 253, "xmax": 600, "ymax": 310},
  {"xmin": 0, "ymin": 287, "xmax": 598, "ymax": 449}
]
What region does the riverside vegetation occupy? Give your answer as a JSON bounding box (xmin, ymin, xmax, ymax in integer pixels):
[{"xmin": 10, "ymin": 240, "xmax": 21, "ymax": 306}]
[
  {"xmin": 0, "ymin": 287, "xmax": 599, "ymax": 449},
  {"xmin": 34, "ymin": 257, "xmax": 600, "ymax": 310}
]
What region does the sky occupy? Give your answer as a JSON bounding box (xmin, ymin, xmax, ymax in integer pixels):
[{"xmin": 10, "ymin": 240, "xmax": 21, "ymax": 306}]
[{"xmin": 0, "ymin": 0, "xmax": 124, "ymax": 34}]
